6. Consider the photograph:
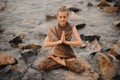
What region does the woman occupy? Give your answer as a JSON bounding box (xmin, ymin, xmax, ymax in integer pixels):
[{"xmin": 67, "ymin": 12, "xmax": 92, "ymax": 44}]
[{"xmin": 37, "ymin": 6, "xmax": 85, "ymax": 73}]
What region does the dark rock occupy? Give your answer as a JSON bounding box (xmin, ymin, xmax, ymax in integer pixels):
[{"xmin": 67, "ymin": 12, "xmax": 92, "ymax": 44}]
[
  {"xmin": 80, "ymin": 34, "xmax": 100, "ymax": 42},
  {"xmin": 8, "ymin": 70, "xmax": 23, "ymax": 80},
  {"xmin": 112, "ymin": 74, "xmax": 120, "ymax": 80},
  {"xmin": 20, "ymin": 49, "xmax": 38, "ymax": 63},
  {"xmin": 89, "ymin": 51, "xmax": 98, "ymax": 58},
  {"xmin": 75, "ymin": 23, "xmax": 86, "ymax": 30},
  {"xmin": 114, "ymin": 0, "xmax": 120, "ymax": 9},
  {"xmin": 9, "ymin": 36, "xmax": 23, "ymax": 47},
  {"xmin": 68, "ymin": 7, "xmax": 81, "ymax": 13},
  {"xmin": 0, "ymin": 42, "xmax": 12, "ymax": 51},
  {"xmin": 79, "ymin": 1, "xmax": 84, "ymax": 4},
  {"xmin": 106, "ymin": 0, "xmax": 113, "ymax": 2},
  {"xmin": 45, "ymin": 15, "xmax": 56, "ymax": 22},
  {"xmin": 87, "ymin": 2, "xmax": 93, "ymax": 7},
  {"xmin": 0, "ymin": 0, "xmax": 7, "ymax": 11},
  {"xmin": 9, "ymin": 33, "xmax": 25, "ymax": 47},
  {"xmin": 101, "ymin": 47, "xmax": 110, "ymax": 53},
  {"xmin": 115, "ymin": 55, "xmax": 120, "ymax": 60},
  {"xmin": 3, "ymin": 65, "xmax": 12, "ymax": 73},
  {"xmin": 23, "ymin": 68, "xmax": 42, "ymax": 80},
  {"xmin": 0, "ymin": 69, "xmax": 23, "ymax": 80},
  {"xmin": 0, "ymin": 26, "xmax": 4, "ymax": 33},
  {"xmin": 113, "ymin": 21, "xmax": 120, "ymax": 27}
]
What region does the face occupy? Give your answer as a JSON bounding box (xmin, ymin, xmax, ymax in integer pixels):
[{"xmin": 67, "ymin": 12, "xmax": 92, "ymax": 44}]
[{"xmin": 57, "ymin": 11, "xmax": 69, "ymax": 27}]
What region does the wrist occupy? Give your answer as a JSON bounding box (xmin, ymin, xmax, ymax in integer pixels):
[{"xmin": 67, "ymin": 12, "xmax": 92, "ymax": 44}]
[{"xmin": 58, "ymin": 40, "xmax": 62, "ymax": 44}]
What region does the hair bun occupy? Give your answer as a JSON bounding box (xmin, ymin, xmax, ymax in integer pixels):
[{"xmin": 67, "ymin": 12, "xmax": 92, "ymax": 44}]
[{"xmin": 59, "ymin": 5, "xmax": 67, "ymax": 11}]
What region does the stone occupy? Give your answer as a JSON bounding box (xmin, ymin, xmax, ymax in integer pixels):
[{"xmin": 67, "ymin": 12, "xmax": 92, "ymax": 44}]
[
  {"xmin": 45, "ymin": 15, "xmax": 56, "ymax": 22},
  {"xmin": 80, "ymin": 34, "xmax": 100, "ymax": 42},
  {"xmin": 113, "ymin": 0, "xmax": 120, "ymax": 8},
  {"xmin": 97, "ymin": 0, "xmax": 112, "ymax": 7},
  {"xmin": 0, "ymin": 52, "xmax": 15, "ymax": 65},
  {"xmin": 113, "ymin": 21, "xmax": 120, "ymax": 27},
  {"xmin": 90, "ymin": 39, "xmax": 102, "ymax": 51},
  {"xmin": 103, "ymin": 6, "xmax": 119, "ymax": 13},
  {"xmin": 87, "ymin": 2, "xmax": 93, "ymax": 7},
  {"xmin": 96, "ymin": 53, "xmax": 118, "ymax": 80},
  {"xmin": 0, "ymin": 1, "xmax": 7, "ymax": 11},
  {"xmin": 23, "ymin": 68, "xmax": 42, "ymax": 80},
  {"xmin": 106, "ymin": 0, "xmax": 113, "ymax": 2},
  {"xmin": 75, "ymin": 23, "xmax": 86, "ymax": 30},
  {"xmin": 68, "ymin": 7, "xmax": 81, "ymax": 13},
  {"xmin": 109, "ymin": 43, "xmax": 120, "ymax": 60},
  {"xmin": 9, "ymin": 33, "xmax": 25, "ymax": 47},
  {"xmin": 18, "ymin": 43, "xmax": 41, "ymax": 50},
  {"xmin": 20, "ymin": 49, "xmax": 38, "ymax": 63}
]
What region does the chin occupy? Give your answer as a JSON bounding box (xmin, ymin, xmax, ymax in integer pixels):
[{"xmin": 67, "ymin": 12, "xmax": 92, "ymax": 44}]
[{"xmin": 60, "ymin": 23, "xmax": 67, "ymax": 26}]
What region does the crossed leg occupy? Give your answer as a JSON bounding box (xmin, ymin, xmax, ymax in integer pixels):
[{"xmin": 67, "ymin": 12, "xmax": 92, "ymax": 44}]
[{"xmin": 49, "ymin": 55, "xmax": 66, "ymax": 66}]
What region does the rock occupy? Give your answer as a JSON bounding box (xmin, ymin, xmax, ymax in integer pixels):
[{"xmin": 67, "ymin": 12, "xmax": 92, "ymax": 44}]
[
  {"xmin": 109, "ymin": 43, "xmax": 120, "ymax": 60},
  {"xmin": 75, "ymin": 23, "xmax": 86, "ymax": 30},
  {"xmin": 106, "ymin": 0, "xmax": 113, "ymax": 2},
  {"xmin": 0, "ymin": 52, "xmax": 15, "ymax": 65},
  {"xmin": 103, "ymin": 6, "xmax": 119, "ymax": 13},
  {"xmin": 0, "ymin": 25, "xmax": 4, "ymax": 38},
  {"xmin": 18, "ymin": 43, "xmax": 41, "ymax": 50},
  {"xmin": 80, "ymin": 34, "xmax": 100, "ymax": 42},
  {"xmin": 113, "ymin": 21, "xmax": 120, "ymax": 28},
  {"xmin": 79, "ymin": 1, "xmax": 84, "ymax": 4},
  {"xmin": 96, "ymin": 53, "xmax": 118, "ymax": 80},
  {"xmin": 89, "ymin": 39, "xmax": 102, "ymax": 51},
  {"xmin": 9, "ymin": 33, "xmax": 25, "ymax": 47},
  {"xmin": 0, "ymin": 42, "xmax": 12, "ymax": 51},
  {"xmin": 69, "ymin": 12, "xmax": 84, "ymax": 21},
  {"xmin": 101, "ymin": 47, "xmax": 110, "ymax": 53},
  {"xmin": 89, "ymin": 52, "xmax": 98, "ymax": 58},
  {"xmin": 112, "ymin": 74, "xmax": 120, "ymax": 80},
  {"xmin": 45, "ymin": 15, "xmax": 56, "ymax": 22},
  {"xmin": 20, "ymin": 49, "xmax": 38, "ymax": 63},
  {"xmin": 3, "ymin": 65, "xmax": 12, "ymax": 73},
  {"xmin": 114, "ymin": 0, "xmax": 120, "ymax": 9},
  {"xmin": 87, "ymin": 2, "xmax": 93, "ymax": 7},
  {"xmin": 0, "ymin": 0, "xmax": 7, "ymax": 11},
  {"xmin": 97, "ymin": 0, "xmax": 112, "ymax": 8},
  {"xmin": 0, "ymin": 26, "xmax": 4, "ymax": 33},
  {"xmin": 7, "ymin": 70, "xmax": 24, "ymax": 80},
  {"xmin": 68, "ymin": 7, "xmax": 81, "ymax": 13},
  {"xmin": 23, "ymin": 68, "xmax": 42, "ymax": 80}
]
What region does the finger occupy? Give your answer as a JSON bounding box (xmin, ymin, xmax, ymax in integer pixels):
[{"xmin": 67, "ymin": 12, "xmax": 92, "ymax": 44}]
[{"xmin": 62, "ymin": 31, "xmax": 65, "ymax": 35}]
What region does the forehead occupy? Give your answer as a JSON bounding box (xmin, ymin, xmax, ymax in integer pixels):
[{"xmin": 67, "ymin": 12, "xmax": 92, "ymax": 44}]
[{"xmin": 57, "ymin": 11, "xmax": 68, "ymax": 16}]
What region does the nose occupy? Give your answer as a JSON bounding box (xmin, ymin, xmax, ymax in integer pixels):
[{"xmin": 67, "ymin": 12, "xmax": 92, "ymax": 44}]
[{"xmin": 61, "ymin": 17, "xmax": 65, "ymax": 21}]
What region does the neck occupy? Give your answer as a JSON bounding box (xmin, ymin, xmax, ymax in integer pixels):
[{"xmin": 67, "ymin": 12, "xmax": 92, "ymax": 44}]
[{"xmin": 59, "ymin": 22, "xmax": 68, "ymax": 27}]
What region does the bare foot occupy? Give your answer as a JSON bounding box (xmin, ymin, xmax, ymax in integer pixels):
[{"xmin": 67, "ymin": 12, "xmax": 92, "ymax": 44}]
[
  {"xmin": 49, "ymin": 55, "xmax": 66, "ymax": 66},
  {"xmin": 67, "ymin": 58, "xmax": 76, "ymax": 61}
]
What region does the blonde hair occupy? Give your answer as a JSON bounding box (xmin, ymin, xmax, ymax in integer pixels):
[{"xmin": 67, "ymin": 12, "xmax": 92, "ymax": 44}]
[{"xmin": 57, "ymin": 5, "xmax": 69, "ymax": 16}]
